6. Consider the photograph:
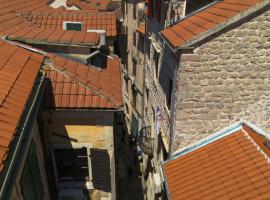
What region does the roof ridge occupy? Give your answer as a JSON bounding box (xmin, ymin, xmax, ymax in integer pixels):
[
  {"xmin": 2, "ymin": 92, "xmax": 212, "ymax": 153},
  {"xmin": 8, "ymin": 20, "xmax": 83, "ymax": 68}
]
[{"xmin": 45, "ymin": 60, "xmax": 117, "ymax": 107}]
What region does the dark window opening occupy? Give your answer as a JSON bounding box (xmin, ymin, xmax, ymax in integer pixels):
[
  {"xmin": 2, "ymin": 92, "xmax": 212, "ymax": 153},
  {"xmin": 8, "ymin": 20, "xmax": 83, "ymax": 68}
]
[
  {"xmin": 133, "ymin": 4, "xmax": 137, "ymax": 19},
  {"xmin": 133, "ymin": 32, "xmax": 137, "ymax": 47},
  {"xmin": 138, "ymin": 35, "xmax": 145, "ymax": 54},
  {"xmin": 132, "ymin": 59, "xmax": 137, "ymax": 77},
  {"xmin": 54, "ymin": 148, "xmax": 89, "ymax": 181},
  {"xmin": 186, "ymin": 0, "xmax": 215, "ymax": 15},
  {"xmin": 154, "ymin": 52, "xmax": 159, "ymax": 78},
  {"xmin": 132, "ymin": 88, "xmax": 137, "ymax": 108},
  {"xmin": 166, "ymin": 79, "xmax": 173, "ymax": 109},
  {"xmin": 131, "ymin": 114, "xmax": 139, "ymax": 137}
]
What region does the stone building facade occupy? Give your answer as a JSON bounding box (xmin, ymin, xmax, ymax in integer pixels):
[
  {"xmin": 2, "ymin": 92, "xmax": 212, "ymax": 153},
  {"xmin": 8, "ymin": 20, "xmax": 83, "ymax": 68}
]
[
  {"xmin": 122, "ymin": 0, "xmax": 182, "ymax": 199},
  {"xmin": 174, "ymin": 9, "xmax": 270, "ymax": 150}
]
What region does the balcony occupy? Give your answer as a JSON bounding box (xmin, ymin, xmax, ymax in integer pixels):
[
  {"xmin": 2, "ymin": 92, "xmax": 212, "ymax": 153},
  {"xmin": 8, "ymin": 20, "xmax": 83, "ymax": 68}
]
[{"xmin": 138, "ymin": 126, "xmax": 155, "ymax": 155}]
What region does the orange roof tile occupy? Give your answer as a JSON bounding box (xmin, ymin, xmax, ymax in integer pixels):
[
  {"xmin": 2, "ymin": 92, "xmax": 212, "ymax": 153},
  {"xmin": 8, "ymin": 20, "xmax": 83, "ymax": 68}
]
[
  {"xmin": 163, "ymin": 121, "xmax": 270, "ymax": 200},
  {"xmin": 0, "ymin": 0, "xmax": 117, "ymax": 46},
  {"xmin": 68, "ymin": 0, "xmax": 118, "ymax": 11},
  {"xmin": 23, "ymin": 12, "xmax": 117, "ymax": 37},
  {"xmin": 161, "ymin": 0, "xmax": 265, "ymax": 48},
  {"xmin": 7, "ymin": 26, "xmax": 100, "ymax": 47},
  {"xmin": 136, "ymin": 23, "xmax": 145, "ymax": 35},
  {"xmin": 0, "ymin": 40, "xmax": 44, "ymax": 172},
  {"xmin": 43, "ymin": 54, "xmax": 122, "ymax": 109}
]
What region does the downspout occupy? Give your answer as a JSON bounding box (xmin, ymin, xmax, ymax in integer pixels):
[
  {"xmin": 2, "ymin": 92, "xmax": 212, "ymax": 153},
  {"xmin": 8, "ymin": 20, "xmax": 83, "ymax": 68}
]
[
  {"xmin": 0, "ymin": 72, "xmax": 46, "ymax": 199},
  {"xmin": 85, "ymin": 50, "xmax": 100, "ymax": 60}
]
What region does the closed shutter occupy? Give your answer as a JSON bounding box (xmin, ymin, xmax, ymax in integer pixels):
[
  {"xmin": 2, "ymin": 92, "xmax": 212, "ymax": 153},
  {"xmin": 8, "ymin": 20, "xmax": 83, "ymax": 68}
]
[
  {"xmin": 20, "ymin": 141, "xmax": 44, "ymax": 200},
  {"xmin": 21, "ymin": 162, "xmax": 36, "ymax": 200},
  {"xmin": 90, "ymin": 149, "xmax": 111, "ymax": 192},
  {"xmin": 131, "ymin": 114, "xmax": 139, "ymax": 137},
  {"xmin": 29, "ymin": 145, "xmax": 44, "ymax": 200}
]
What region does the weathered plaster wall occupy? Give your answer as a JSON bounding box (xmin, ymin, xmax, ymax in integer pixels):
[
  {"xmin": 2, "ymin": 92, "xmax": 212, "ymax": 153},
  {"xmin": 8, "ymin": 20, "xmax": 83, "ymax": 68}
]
[
  {"xmin": 174, "ymin": 10, "xmax": 270, "ymax": 150},
  {"xmin": 41, "ymin": 110, "xmax": 116, "ymax": 199}
]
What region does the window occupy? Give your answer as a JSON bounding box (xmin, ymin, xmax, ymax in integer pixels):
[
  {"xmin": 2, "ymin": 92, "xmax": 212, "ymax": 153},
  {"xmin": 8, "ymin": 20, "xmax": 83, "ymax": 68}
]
[
  {"xmin": 63, "ymin": 22, "xmax": 82, "ymax": 31},
  {"xmin": 132, "ymin": 88, "xmax": 137, "ymax": 108},
  {"xmin": 166, "ymin": 78, "xmax": 173, "ymax": 109},
  {"xmin": 154, "ymin": 52, "xmax": 160, "ymax": 79},
  {"xmin": 54, "ymin": 148, "xmax": 89, "ymax": 181},
  {"xmin": 125, "ymin": 77, "xmax": 129, "ymax": 94},
  {"xmin": 133, "ymin": 32, "xmax": 137, "ymax": 47},
  {"xmin": 20, "ymin": 141, "xmax": 44, "ymax": 200},
  {"xmin": 132, "ymin": 59, "xmax": 137, "ymax": 77},
  {"xmin": 133, "ymin": 4, "xmax": 137, "ymax": 19},
  {"xmin": 131, "ymin": 114, "xmax": 139, "ymax": 137},
  {"xmin": 138, "ymin": 35, "xmax": 145, "ymax": 54}
]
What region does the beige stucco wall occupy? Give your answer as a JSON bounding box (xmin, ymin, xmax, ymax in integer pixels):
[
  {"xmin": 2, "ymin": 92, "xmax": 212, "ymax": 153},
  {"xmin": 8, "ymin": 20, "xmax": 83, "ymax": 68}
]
[
  {"xmin": 174, "ymin": 10, "xmax": 270, "ymax": 150},
  {"xmin": 10, "ymin": 120, "xmax": 50, "ymax": 200},
  {"xmin": 41, "ymin": 110, "xmax": 116, "ymax": 200}
]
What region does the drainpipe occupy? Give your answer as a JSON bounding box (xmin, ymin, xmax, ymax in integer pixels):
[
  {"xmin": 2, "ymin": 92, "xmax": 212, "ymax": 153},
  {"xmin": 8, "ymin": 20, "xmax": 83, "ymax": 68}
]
[
  {"xmin": 0, "ymin": 73, "xmax": 46, "ymax": 199},
  {"xmin": 85, "ymin": 50, "xmax": 101, "ymax": 60}
]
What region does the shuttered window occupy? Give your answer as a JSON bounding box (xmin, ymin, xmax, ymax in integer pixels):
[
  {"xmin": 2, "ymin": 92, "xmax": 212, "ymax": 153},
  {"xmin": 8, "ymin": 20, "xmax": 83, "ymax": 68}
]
[
  {"xmin": 20, "ymin": 141, "xmax": 44, "ymax": 200},
  {"xmin": 90, "ymin": 149, "xmax": 111, "ymax": 192},
  {"xmin": 54, "ymin": 148, "xmax": 89, "ymax": 181}
]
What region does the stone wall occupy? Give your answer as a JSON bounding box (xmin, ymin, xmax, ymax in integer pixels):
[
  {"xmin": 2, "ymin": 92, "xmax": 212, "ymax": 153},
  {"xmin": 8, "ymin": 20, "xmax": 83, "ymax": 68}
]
[{"xmin": 174, "ymin": 10, "xmax": 270, "ymax": 150}]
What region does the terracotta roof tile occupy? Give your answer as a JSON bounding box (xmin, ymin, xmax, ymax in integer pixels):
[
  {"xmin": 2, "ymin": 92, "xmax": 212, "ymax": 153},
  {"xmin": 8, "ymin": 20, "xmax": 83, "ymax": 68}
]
[
  {"xmin": 22, "ymin": 12, "xmax": 117, "ymax": 37},
  {"xmin": 0, "ymin": 0, "xmax": 114, "ymax": 46},
  {"xmin": 161, "ymin": 0, "xmax": 265, "ymax": 48},
  {"xmin": 43, "ymin": 54, "xmax": 122, "ymax": 109},
  {"xmin": 0, "ymin": 40, "xmax": 43, "ymax": 173},
  {"xmin": 163, "ymin": 122, "xmax": 270, "ymax": 200},
  {"xmin": 68, "ymin": 0, "xmax": 120, "ymax": 11}
]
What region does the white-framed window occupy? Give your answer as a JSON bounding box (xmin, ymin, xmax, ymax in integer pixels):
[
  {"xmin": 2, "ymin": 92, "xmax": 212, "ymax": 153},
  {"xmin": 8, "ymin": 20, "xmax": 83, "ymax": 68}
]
[{"xmin": 63, "ymin": 22, "xmax": 82, "ymax": 31}]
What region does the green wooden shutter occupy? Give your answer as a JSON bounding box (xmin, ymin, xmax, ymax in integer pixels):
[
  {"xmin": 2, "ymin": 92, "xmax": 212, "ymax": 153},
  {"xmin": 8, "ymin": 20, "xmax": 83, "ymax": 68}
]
[
  {"xmin": 20, "ymin": 141, "xmax": 44, "ymax": 200},
  {"xmin": 29, "ymin": 144, "xmax": 44, "ymax": 200},
  {"xmin": 21, "ymin": 161, "xmax": 36, "ymax": 200},
  {"xmin": 131, "ymin": 114, "xmax": 138, "ymax": 137}
]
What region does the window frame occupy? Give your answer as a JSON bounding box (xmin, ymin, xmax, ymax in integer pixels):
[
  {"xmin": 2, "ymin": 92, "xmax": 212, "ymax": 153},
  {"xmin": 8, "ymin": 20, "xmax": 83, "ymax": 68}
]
[{"xmin": 63, "ymin": 21, "xmax": 83, "ymax": 31}]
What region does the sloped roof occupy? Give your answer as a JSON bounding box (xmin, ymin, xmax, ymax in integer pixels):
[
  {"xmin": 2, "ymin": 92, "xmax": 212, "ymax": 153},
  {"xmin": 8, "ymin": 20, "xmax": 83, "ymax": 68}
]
[
  {"xmin": 23, "ymin": 12, "xmax": 117, "ymax": 37},
  {"xmin": 161, "ymin": 0, "xmax": 267, "ymax": 48},
  {"xmin": 43, "ymin": 54, "xmax": 122, "ymax": 109},
  {"xmin": 0, "ymin": 0, "xmax": 116, "ymax": 47},
  {"xmin": 0, "ymin": 40, "xmax": 44, "ymax": 171},
  {"xmin": 68, "ymin": 0, "xmax": 120, "ymax": 11},
  {"xmin": 163, "ymin": 121, "xmax": 270, "ymax": 200}
]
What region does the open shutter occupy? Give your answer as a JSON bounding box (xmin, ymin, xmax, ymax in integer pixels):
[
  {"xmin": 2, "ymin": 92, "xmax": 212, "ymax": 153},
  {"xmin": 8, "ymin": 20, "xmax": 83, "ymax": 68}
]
[{"xmin": 90, "ymin": 149, "xmax": 111, "ymax": 192}]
